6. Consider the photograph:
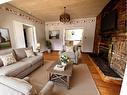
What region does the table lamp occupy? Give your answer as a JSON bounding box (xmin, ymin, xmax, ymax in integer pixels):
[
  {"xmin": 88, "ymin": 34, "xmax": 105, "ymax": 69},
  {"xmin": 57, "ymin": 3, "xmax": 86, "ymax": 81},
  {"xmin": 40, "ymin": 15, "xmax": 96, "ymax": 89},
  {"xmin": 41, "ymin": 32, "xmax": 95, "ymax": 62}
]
[{"xmin": 36, "ymin": 43, "xmax": 40, "ymax": 52}]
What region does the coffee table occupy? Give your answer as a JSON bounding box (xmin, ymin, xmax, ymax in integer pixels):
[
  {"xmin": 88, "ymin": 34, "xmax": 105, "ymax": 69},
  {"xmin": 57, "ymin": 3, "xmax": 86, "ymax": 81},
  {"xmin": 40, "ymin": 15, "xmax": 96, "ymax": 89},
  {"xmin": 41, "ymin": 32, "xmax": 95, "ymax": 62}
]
[{"xmin": 47, "ymin": 60, "xmax": 73, "ymax": 89}]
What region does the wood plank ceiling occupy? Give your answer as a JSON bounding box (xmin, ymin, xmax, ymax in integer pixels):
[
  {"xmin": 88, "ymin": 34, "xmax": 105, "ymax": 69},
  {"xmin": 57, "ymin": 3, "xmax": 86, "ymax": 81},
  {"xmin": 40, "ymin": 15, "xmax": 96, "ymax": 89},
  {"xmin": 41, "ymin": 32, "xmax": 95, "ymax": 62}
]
[{"xmin": 9, "ymin": 0, "xmax": 110, "ymax": 21}]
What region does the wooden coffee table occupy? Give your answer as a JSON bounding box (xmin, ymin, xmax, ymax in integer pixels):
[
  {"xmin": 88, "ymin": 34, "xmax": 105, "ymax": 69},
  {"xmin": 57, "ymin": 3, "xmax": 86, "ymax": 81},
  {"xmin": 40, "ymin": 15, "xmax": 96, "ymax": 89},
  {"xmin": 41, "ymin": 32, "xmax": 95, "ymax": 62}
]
[{"xmin": 47, "ymin": 60, "xmax": 73, "ymax": 89}]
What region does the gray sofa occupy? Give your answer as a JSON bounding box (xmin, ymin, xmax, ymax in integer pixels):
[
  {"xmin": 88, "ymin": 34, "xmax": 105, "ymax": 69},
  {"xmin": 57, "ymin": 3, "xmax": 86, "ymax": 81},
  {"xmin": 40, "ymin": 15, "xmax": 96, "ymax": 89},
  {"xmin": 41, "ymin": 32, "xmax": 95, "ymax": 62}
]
[
  {"xmin": 0, "ymin": 76, "xmax": 54, "ymax": 95},
  {"xmin": 0, "ymin": 48, "xmax": 43, "ymax": 78},
  {"xmin": 0, "ymin": 48, "xmax": 54, "ymax": 95}
]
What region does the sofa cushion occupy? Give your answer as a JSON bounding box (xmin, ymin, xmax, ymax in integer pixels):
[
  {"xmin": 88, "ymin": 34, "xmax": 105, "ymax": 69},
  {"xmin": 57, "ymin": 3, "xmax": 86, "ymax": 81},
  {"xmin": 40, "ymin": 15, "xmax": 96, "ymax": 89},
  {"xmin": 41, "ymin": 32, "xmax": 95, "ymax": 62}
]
[
  {"xmin": 14, "ymin": 48, "xmax": 26, "ymax": 61},
  {"xmin": 0, "ymin": 49, "xmax": 14, "ymax": 67},
  {"xmin": 0, "ymin": 49, "xmax": 14, "ymax": 55},
  {"xmin": 0, "ymin": 53, "xmax": 17, "ymax": 66},
  {"xmin": 0, "ymin": 76, "xmax": 32, "ymax": 95},
  {"xmin": 0, "ymin": 61, "xmax": 31, "ymax": 76},
  {"xmin": 21, "ymin": 56, "xmax": 42, "ymax": 66}
]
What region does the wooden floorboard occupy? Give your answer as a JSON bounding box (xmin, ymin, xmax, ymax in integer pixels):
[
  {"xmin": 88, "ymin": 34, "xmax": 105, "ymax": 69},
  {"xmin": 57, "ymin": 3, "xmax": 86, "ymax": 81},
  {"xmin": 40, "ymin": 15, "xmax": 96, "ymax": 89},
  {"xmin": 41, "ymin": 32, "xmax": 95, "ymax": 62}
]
[{"xmin": 43, "ymin": 52, "xmax": 121, "ymax": 95}]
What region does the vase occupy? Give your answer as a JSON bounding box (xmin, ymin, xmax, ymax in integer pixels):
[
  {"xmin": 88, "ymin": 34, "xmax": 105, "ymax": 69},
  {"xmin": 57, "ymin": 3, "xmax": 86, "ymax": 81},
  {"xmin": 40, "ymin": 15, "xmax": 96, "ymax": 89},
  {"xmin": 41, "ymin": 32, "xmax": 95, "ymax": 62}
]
[{"xmin": 47, "ymin": 49, "xmax": 51, "ymax": 53}]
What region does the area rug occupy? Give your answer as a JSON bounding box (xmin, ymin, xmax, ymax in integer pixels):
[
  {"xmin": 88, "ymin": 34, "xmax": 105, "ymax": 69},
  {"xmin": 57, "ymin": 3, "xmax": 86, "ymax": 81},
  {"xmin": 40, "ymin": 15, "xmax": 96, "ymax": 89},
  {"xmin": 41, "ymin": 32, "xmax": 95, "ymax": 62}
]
[{"xmin": 29, "ymin": 60, "xmax": 100, "ymax": 95}]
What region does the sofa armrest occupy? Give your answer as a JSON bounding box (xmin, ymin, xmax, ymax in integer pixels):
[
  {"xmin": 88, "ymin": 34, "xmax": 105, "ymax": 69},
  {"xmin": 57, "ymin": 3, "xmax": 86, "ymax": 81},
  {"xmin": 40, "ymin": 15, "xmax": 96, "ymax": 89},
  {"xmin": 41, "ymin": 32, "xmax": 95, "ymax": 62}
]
[
  {"xmin": 0, "ymin": 76, "xmax": 32, "ymax": 95},
  {"xmin": 39, "ymin": 81, "xmax": 54, "ymax": 95},
  {"xmin": 0, "ymin": 83, "xmax": 24, "ymax": 95}
]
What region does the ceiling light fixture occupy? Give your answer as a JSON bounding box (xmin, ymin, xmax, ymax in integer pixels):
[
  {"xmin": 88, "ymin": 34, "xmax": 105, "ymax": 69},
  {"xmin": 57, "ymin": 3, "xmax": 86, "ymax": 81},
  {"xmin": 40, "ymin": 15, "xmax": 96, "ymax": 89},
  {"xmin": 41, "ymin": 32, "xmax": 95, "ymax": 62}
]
[
  {"xmin": 60, "ymin": 7, "xmax": 70, "ymax": 23},
  {"xmin": 0, "ymin": 0, "xmax": 12, "ymax": 4}
]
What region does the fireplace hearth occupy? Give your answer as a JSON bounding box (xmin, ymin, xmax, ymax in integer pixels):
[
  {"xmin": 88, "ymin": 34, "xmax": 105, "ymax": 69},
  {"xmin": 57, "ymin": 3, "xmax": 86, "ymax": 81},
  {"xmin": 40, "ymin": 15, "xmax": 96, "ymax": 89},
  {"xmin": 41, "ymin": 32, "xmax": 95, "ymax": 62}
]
[{"xmin": 89, "ymin": 53, "xmax": 121, "ymax": 78}]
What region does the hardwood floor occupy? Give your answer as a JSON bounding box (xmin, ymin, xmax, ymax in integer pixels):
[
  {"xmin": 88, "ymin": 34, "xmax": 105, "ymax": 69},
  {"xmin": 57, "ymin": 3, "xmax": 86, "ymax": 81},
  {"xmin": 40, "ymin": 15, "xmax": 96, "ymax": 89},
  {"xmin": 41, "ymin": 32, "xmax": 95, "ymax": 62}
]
[{"xmin": 43, "ymin": 52, "xmax": 121, "ymax": 95}]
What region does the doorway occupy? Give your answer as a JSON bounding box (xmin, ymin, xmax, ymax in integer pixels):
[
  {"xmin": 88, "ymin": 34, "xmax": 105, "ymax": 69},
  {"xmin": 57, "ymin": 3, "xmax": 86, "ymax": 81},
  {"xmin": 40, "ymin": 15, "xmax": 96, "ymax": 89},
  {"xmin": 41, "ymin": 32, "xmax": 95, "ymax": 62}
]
[
  {"xmin": 13, "ymin": 21, "xmax": 37, "ymax": 50},
  {"xmin": 65, "ymin": 29, "xmax": 84, "ymax": 46},
  {"xmin": 23, "ymin": 25, "xmax": 35, "ymax": 48}
]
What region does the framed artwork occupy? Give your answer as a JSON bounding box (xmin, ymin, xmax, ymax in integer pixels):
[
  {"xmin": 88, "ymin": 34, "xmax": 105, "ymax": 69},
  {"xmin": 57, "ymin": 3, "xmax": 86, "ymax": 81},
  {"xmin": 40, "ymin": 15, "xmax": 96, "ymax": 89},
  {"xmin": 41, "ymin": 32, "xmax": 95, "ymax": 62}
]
[
  {"xmin": 49, "ymin": 30, "xmax": 60, "ymax": 39},
  {"xmin": 0, "ymin": 28, "xmax": 11, "ymax": 49}
]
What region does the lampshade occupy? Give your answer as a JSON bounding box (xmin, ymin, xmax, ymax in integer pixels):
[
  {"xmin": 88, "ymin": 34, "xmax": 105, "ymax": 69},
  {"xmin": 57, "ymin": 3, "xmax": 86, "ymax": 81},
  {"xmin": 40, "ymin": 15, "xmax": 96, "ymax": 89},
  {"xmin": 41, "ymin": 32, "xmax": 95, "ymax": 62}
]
[{"xmin": 37, "ymin": 43, "xmax": 40, "ymax": 48}]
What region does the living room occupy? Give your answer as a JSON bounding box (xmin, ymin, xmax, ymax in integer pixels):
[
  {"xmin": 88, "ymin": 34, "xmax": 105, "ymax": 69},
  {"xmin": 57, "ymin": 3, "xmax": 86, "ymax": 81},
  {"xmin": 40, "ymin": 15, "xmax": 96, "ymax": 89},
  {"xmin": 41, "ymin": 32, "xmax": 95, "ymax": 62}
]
[{"xmin": 0, "ymin": 0, "xmax": 126, "ymax": 95}]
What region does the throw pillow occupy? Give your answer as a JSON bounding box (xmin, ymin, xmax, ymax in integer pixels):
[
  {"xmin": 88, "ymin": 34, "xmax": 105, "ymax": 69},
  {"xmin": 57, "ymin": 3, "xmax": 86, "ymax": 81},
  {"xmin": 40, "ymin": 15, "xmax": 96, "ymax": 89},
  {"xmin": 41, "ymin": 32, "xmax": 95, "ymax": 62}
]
[
  {"xmin": 25, "ymin": 49, "xmax": 35, "ymax": 58},
  {"xmin": 14, "ymin": 48, "xmax": 27, "ymax": 61},
  {"xmin": 0, "ymin": 53, "xmax": 16, "ymax": 66}
]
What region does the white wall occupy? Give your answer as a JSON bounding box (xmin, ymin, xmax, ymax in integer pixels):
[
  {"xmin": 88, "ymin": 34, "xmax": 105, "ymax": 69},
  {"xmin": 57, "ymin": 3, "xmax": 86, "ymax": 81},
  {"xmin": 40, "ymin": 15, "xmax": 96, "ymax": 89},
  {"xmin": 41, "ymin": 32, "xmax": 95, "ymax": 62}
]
[
  {"xmin": 0, "ymin": 8, "xmax": 45, "ymax": 51},
  {"xmin": 120, "ymin": 64, "xmax": 127, "ymax": 95},
  {"xmin": 13, "ymin": 21, "xmax": 26, "ymax": 48},
  {"xmin": 45, "ymin": 17, "xmax": 96, "ymax": 52}
]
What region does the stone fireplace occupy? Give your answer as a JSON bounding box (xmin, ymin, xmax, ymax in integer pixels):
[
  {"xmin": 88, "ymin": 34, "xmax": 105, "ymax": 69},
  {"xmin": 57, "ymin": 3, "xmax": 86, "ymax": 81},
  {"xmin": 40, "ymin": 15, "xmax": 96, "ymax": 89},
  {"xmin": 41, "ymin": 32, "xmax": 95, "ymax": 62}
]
[
  {"xmin": 97, "ymin": 34, "xmax": 127, "ymax": 78},
  {"xmin": 93, "ymin": 0, "xmax": 126, "ymax": 81},
  {"xmin": 110, "ymin": 35, "xmax": 127, "ymax": 78}
]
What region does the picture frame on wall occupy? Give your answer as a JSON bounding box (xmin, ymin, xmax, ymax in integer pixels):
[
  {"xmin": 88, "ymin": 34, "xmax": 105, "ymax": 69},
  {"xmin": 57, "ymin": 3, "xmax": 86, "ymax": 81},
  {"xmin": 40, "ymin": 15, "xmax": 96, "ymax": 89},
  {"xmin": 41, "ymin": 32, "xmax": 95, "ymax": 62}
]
[
  {"xmin": 49, "ymin": 30, "xmax": 60, "ymax": 39},
  {"xmin": 0, "ymin": 28, "xmax": 11, "ymax": 49}
]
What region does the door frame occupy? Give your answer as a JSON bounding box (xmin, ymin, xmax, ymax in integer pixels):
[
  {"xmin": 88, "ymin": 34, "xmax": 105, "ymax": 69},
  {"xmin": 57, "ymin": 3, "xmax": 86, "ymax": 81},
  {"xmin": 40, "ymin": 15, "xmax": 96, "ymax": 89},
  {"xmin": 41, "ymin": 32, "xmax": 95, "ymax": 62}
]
[
  {"xmin": 13, "ymin": 21, "xmax": 37, "ymax": 51},
  {"xmin": 22, "ymin": 23, "xmax": 37, "ymax": 51},
  {"xmin": 64, "ymin": 27, "xmax": 85, "ymax": 51}
]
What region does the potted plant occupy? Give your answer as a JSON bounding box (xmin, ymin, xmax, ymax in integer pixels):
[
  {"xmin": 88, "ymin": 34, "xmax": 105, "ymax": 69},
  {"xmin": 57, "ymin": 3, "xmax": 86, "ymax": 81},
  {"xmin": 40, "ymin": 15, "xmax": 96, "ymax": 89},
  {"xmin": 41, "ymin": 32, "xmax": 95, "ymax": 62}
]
[
  {"xmin": 60, "ymin": 54, "xmax": 70, "ymax": 66},
  {"xmin": 45, "ymin": 40, "xmax": 52, "ymax": 53}
]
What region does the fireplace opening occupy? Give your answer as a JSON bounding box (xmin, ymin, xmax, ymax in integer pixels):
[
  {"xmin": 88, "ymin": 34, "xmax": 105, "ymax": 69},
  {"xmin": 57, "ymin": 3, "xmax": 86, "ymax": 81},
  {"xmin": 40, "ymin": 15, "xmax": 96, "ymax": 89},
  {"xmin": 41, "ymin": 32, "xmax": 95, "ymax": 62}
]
[{"xmin": 98, "ymin": 44, "xmax": 109, "ymax": 62}]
